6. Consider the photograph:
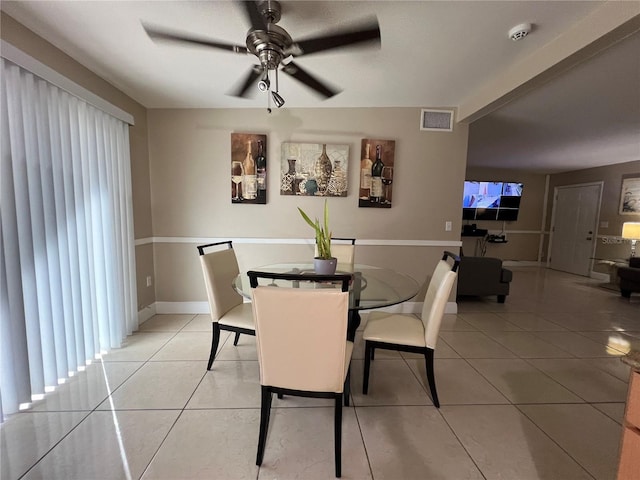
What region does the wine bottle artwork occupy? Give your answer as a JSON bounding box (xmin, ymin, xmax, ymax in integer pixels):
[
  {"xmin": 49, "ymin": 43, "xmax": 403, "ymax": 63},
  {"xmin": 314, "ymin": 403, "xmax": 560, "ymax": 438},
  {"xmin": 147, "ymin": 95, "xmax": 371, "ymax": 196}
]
[
  {"xmin": 359, "ymin": 143, "xmax": 372, "ymax": 199},
  {"xmin": 243, "ymin": 140, "xmax": 257, "ymax": 200},
  {"xmin": 255, "ymin": 139, "xmax": 267, "ymax": 203},
  {"xmin": 381, "ymin": 166, "xmax": 393, "ymax": 204},
  {"xmin": 280, "ymin": 142, "xmax": 349, "ymax": 197},
  {"xmin": 359, "ymin": 138, "xmax": 395, "ymax": 208},
  {"xmin": 231, "ymin": 161, "xmax": 244, "ymax": 202},
  {"xmin": 230, "ymin": 133, "xmax": 267, "ymax": 204},
  {"xmin": 369, "ymin": 145, "xmax": 384, "ymax": 203}
]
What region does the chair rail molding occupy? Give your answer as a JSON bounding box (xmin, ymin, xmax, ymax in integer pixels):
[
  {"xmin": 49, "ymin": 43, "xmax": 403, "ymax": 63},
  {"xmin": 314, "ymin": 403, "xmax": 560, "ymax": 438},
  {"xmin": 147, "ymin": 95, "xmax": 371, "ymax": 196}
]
[{"xmin": 134, "ymin": 236, "xmax": 463, "ymax": 248}]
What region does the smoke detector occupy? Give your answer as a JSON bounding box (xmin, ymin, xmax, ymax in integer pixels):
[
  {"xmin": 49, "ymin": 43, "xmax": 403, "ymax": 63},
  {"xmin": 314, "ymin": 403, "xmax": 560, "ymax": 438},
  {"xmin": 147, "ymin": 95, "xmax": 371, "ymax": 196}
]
[{"xmin": 508, "ymin": 23, "xmax": 532, "ymax": 41}]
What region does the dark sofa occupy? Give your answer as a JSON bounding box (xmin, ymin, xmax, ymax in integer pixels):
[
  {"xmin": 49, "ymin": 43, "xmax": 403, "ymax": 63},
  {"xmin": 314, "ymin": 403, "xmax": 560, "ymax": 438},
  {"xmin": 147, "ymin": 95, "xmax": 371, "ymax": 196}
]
[
  {"xmin": 618, "ymin": 257, "xmax": 640, "ymax": 298},
  {"xmin": 456, "ymin": 256, "xmax": 513, "ymax": 303}
]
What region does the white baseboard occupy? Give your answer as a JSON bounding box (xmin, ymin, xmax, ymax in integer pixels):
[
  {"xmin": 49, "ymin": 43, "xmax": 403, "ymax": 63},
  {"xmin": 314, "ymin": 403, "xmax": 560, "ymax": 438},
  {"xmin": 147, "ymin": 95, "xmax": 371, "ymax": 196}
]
[
  {"xmin": 138, "ymin": 304, "xmax": 157, "ymax": 324},
  {"xmin": 590, "ymin": 271, "xmax": 609, "ymax": 282},
  {"xmin": 141, "ymin": 300, "xmax": 458, "ymax": 317},
  {"xmin": 502, "ymin": 261, "xmax": 542, "ymax": 267}
]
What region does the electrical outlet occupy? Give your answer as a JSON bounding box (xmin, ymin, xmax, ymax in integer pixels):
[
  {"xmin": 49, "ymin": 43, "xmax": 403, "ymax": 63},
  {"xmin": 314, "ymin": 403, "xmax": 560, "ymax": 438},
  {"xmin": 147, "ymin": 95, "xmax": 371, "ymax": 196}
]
[
  {"xmin": 445, "ymin": 221, "xmax": 452, "ymax": 231},
  {"xmin": 146, "ymin": 276, "xmax": 152, "ymax": 287}
]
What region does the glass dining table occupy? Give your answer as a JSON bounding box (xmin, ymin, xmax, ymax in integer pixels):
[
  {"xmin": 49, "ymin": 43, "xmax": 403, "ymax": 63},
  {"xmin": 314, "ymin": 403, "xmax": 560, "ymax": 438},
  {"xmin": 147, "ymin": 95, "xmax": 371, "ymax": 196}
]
[{"xmin": 233, "ymin": 262, "xmax": 420, "ymax": 340}]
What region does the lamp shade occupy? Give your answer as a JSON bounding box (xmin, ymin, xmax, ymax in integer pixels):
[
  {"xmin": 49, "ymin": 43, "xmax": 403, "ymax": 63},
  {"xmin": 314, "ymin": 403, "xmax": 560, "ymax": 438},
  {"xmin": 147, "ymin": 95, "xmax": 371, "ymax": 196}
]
[{"xmin": 622, "ymin": 222, "xmax": 640, "ymax": 240}]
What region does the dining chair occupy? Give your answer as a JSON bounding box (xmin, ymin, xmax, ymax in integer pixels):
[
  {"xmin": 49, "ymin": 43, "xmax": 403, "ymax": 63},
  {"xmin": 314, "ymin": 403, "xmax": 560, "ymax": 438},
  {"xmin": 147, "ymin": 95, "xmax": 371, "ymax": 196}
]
[
  {"xmin": 315, "ymin": 237, "xmax": 356, "ymax": 267},
  {"xmin": 197, "ymin": 241, "xmax": 255, "ymax": 370},
  {"xmin": 247, "ymin": 271, "xmax": 353, "ymax": 478},
  {"xmin": 361, "ymin": 251, "xmax": 460, "ymax": 408}
]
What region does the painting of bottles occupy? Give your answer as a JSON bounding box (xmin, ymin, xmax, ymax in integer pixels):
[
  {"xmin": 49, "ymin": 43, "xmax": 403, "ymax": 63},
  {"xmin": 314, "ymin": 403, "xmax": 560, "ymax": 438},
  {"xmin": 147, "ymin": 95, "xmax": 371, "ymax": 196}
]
[
  {"xmin": 358, "ymin": 139, "xmax": 396, "ymax": 209},
  {"xmin": 231, "ymin": 133, "xmax": 267, "ymax": 204},
  {"xmin": 280, "ymin": 142, "xmax": 349, "ymax": 197}
]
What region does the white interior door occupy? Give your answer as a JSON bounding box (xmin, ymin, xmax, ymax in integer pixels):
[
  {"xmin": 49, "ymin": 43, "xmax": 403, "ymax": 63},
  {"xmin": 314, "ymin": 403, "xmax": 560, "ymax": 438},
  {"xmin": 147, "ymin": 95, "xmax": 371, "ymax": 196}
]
[{"xmin": 549, "ymin": 184, "xmax": 601, "ymax": 276}]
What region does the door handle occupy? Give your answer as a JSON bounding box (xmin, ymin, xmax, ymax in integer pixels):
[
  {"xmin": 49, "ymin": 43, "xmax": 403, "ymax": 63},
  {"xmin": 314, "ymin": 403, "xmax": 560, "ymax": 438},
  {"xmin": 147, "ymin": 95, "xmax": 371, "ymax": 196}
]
[{"xmin": 586, "ymin": 237, "xmax": 592, "ymax": 240}]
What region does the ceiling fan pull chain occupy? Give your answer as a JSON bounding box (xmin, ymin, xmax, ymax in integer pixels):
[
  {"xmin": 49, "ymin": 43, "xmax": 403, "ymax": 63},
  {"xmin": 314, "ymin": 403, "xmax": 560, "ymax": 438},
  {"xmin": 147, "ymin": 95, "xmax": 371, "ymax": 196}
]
[{"xmin": 267, "ymin": 85, "xmax": 272, "ymax": 114}]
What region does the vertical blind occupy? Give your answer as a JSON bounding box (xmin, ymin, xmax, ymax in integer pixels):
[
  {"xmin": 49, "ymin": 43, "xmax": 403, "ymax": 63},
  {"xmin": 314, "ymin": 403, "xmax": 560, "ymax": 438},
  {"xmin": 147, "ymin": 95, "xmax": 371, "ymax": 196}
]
[{"xmin": 0, "ymin": 57, "xmax": 138, "ymax": 419}]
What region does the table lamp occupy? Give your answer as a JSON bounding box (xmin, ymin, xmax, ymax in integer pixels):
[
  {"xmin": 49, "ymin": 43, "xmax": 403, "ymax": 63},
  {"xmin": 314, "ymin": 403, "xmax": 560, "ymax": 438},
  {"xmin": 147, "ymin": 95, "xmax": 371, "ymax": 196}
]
[{"xmin": 622, "ymin": 222, "xmax": 640, "ymax": 257}]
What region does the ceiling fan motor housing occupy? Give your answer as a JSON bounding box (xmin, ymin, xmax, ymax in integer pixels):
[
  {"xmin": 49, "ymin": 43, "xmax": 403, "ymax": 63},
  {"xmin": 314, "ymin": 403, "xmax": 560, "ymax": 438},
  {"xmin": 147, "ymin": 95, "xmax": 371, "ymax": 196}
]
[{"xmin": 246, "ymin": 24, "xmax": 292, "ymax": 70}]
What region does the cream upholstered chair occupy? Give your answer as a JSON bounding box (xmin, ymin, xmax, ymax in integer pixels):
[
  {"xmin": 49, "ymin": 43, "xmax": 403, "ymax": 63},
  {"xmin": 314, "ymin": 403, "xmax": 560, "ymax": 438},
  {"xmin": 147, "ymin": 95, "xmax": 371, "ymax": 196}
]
[
  {"xmin": 315, "ymin": 237, "xmax": 356, "ymax": 268},
  {"xmin": 362, "ymin": 251, "xmax": 459, "ymax": 408},
  {"xmin": 247, "ymin": 271, "xmax": 353, "ymax": 478},
  {"xmin": 197, "ymin": 241, "xmax": 254, "ymax": 370}
]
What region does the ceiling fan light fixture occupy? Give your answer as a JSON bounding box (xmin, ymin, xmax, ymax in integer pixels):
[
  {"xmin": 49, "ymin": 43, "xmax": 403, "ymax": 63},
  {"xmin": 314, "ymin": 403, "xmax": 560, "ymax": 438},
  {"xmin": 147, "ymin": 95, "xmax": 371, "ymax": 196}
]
[
  {"xmin": 258, "ymin": 70, "xmax": 270, "ymax": 92},
  {"xmin": 508, "ymin": 23, "xmax": 532, "ymax": 41},
  {"xmin": 271, "ymin": 91, "xmax": 285, "ymax": 108}
]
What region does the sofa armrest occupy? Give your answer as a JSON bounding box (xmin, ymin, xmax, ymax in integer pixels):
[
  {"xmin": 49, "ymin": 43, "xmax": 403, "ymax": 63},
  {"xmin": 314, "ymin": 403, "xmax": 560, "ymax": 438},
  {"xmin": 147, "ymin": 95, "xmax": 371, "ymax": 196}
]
[
  {"xmin": 457, "ymin": 256, "xmax": 511, "ymax": 297},
  {"xmin": 501, "ymin": 268, "xmax": 513, "ymax": 283},
  {"xmin": 618, "ymin": 266, "xmax": 640, "ymax": 282}
]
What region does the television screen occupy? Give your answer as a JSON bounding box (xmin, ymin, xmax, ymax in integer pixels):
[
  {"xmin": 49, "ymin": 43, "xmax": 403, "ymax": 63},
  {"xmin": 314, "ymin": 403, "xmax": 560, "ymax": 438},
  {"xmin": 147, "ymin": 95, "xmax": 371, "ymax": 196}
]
[{"xmin": 462, "ymin": 181, "xmax": 524, "ymax": 221}]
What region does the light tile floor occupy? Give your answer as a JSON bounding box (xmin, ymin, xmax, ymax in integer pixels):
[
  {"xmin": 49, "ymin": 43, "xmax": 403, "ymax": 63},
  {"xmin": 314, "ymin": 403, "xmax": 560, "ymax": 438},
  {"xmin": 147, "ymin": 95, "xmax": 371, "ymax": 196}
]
[{"xmin": 1, "ymin": 267, "xmax": 638, "ymax": 479}]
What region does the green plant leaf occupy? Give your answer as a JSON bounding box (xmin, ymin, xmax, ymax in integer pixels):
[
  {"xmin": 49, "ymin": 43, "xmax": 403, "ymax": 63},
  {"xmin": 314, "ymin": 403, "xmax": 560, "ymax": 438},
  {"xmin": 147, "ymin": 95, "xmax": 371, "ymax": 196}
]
[
  {"xmin": 298, "ymin": 207, "xmax": 319, "ymax": 232},
  {"xmin": 298, "ymin": 201, "xmax": 332, "ymax": 259}
]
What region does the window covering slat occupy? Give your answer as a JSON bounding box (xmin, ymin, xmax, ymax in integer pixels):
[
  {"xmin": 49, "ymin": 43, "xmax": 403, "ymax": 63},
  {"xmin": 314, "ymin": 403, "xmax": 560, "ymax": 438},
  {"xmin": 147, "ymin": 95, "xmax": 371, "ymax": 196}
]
[{"xmin": 0, "ymin": 57, "xmax": 138, "ymax": 419}]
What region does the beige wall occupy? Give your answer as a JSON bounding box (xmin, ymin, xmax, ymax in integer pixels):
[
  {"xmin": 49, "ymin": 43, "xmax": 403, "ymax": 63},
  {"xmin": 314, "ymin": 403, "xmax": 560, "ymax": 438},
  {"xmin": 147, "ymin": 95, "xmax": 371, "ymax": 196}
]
[
  {"xmin": 1, "ymin": 13, "xmax": 155, "ymax": 310},
  {"xmin": 545, "ymin": 160, "xmax": 640, "ymax": 273},
  {"xmin": 463, "ymin": 167, "xmax": 547, "ymax": 261},
  {"xmin": 148, "ymin": 108, "xmax": 468, "ymax": 303},
  {"xmin": 463, "ymin": 162, "xmax": 640, "ymax": 269},
  {"xmin": 1, "ymin": 13, "xmax": 468, "ymax": 311}
]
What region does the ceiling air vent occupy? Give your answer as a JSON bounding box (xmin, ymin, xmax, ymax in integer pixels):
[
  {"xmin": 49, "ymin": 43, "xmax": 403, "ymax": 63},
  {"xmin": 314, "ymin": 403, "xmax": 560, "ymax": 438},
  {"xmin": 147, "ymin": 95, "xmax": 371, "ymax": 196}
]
[{"xmin": 420, "ymin": 109, "xmax": 454, "ymax": 132}]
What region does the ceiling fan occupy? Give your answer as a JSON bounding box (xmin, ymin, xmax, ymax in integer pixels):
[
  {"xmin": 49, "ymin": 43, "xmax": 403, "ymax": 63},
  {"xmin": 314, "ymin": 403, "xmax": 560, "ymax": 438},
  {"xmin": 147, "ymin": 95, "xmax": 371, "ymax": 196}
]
[{"xmin": 142, "ymin": 0, "xmax": 381, "ymax": 109}]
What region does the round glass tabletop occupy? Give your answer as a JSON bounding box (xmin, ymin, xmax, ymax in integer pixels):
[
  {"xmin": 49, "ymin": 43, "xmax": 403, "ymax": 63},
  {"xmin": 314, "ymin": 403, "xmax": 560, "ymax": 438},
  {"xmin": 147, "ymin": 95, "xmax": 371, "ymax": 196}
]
[{"xmin": 234, "ymin": 262, "xmax": 420, "ymax": 311}]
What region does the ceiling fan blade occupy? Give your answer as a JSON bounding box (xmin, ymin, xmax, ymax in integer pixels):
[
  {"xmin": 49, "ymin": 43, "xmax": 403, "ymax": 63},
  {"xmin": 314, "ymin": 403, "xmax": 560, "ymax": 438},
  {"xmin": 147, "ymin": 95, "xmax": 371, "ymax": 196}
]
[
  {"xmin": 241, "ymin": 1, "xmax": 268, "ymax": 32},
  {"xmin": 143, "ymin": 23, "xmax": 249, "ymax": 54},
  {"xmin": 228, "ymin": 65, "xmax": 264, "ymax": 98},
  {"xmin": 287, "ymin": 18, "xmax": 380, "ymax": 57},
  {"xmin": 281, "ymin": 61, "xmax": 341, "ymax": 99}
]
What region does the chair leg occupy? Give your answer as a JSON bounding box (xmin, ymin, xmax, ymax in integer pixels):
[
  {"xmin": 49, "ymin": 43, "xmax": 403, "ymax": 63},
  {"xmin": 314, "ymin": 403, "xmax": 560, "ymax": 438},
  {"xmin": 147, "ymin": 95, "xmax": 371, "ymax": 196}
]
[
  {"xmin": 256, "ymin": 386, "xmax": 273, "ymax": 466},
  {"xmin": 207, "ymin": 323, "xmax": 221, "ymax": 370},
  {"xmin": 334, "ymin": 395, "xmax": 342, "ymax": 478},
  {"xmin": 363, "ymin": 341, "xmax": 372, "ymax": 394},
  {"xmin": 343, "ymin": 368, "xmax": 351, "ymax": 407},
  {"xmin": 424, "ymin": 348, "xmax": 440, "ymax": 408},
  {"xmin": 233, "ymin": 331, "xmax": 241, "ymax": 346},
  {"xmin": 347, "ymin": 310, "xmax": 361, "ymax": 342}
]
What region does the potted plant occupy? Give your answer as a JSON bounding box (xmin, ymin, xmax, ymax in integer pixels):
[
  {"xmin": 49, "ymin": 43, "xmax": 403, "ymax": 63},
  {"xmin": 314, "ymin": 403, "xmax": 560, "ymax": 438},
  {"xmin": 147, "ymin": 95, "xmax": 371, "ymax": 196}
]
[{"xmin": 298, "ymin": 200, "xmax": 337, "ymax": 274}]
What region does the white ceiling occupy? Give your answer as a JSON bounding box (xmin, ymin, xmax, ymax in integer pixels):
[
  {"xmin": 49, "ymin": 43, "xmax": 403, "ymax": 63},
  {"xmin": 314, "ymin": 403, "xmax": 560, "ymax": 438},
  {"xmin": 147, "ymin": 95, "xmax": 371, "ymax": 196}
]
[
  {"xmin": 2, "ymin": 1, "xmax": 639, "ymax": 174},
  {"xmin": 468, "ymin": 29, "xmax": 640, "ymax": 174}
]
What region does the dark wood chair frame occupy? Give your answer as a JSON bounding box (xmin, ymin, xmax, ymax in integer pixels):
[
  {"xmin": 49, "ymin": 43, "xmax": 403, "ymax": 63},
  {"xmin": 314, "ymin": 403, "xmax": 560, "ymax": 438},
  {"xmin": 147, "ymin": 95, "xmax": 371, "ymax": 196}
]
[
  {"xmin": 248, "ymin": 271, "xmax": 352, "ymax": 478},
  {"xmin": 362, "ymin": 251, "xmax": 460, "ymax": 409},
  {"xmin": 331, "ymin": 237, "xmax": 356, "ymax": 245},
  {"xmin": 197, "ymin": 240, "xmax": 256, "ymax": 370}
]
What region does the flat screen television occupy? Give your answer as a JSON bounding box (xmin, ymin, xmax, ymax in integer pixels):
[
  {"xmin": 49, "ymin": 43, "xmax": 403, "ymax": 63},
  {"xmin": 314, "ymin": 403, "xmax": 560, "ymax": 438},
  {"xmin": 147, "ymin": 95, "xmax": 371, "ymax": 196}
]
[{"xmin": 462, "ymin": 181, "xmax": 524, "ymax": 221}]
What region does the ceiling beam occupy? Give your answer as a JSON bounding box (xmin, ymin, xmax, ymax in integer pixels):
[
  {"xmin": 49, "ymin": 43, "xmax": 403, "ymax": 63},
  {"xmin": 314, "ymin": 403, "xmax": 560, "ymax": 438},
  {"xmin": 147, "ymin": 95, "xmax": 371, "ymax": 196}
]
[{"xmin": 458, "ymin": 2, "xmax": 640, "ymax": 124}]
